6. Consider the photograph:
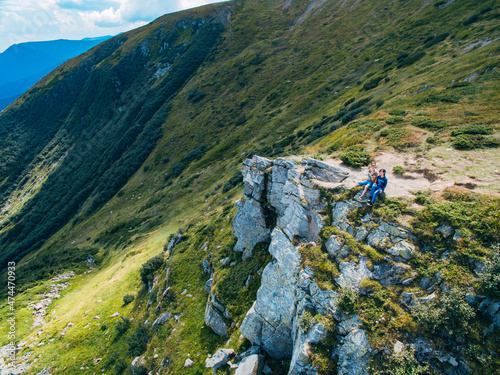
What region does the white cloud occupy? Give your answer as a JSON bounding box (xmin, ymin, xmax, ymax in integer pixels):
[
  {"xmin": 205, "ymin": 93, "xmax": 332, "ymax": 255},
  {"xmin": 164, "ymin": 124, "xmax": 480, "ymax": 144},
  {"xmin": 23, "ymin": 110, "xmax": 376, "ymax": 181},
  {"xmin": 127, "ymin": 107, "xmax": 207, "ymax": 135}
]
[{"xmin": 0, "ymin": 0, "xmax": 225, "ymax": 52}]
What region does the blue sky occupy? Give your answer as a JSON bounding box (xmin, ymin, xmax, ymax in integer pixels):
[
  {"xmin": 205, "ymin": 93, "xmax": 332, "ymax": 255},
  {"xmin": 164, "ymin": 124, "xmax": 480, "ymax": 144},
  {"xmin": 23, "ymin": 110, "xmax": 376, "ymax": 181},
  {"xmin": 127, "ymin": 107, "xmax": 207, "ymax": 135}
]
[{"xmin": 0, "ymin": 0, "xmax": 225, "ymax": 52}]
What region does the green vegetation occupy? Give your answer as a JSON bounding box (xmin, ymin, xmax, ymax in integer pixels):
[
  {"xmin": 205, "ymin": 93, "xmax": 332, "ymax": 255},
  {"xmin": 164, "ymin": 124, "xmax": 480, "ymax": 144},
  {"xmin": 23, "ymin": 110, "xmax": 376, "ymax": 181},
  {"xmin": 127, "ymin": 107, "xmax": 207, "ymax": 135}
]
[
  {"xmin": 336, "ymin": 287, "xmax": 359, "ymax": 314},
  {"xmin": 0, "ymin": 0, "xmax": 498, "ymax": 373},
  {"xmin": 339, "ymin": 146, "xmax": 371, "ymax": 168},
  {"xmin": 412, "ymin": 288, "xmax": 475, "ymax": 335},
  {"xmin": 139, "ymin": 255, "xmax": 164, "ymax": 285},
  {"xmin": 392, "ymin": 166, "xmax": 405, "ymax": 176}
]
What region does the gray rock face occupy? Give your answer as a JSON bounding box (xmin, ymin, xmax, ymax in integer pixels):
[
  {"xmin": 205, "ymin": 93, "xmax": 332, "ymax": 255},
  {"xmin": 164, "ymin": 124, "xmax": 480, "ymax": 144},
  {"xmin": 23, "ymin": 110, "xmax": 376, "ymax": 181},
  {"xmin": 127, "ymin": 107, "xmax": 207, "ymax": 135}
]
[
  {"xmin": 371, "ymin": 261, "xmax": 411, "ymax": 286},
  {"xmin": 206, "ymin": 348, "xmax": 235, "ymax": 369},
  {"xmin": 436, "ymin": 225, "xmax": 454, "ymax": 238},
  {"xmin": 235, "ymin": 354, "xmax": 265, "ymax": 375},
  {"xmin": 205, "ymin": 297, "xmax": 228, "ymax": 337},
  {"xmin": 240, "ymin": 229, "xmax": 301, "ymax": 359},
  {"xmin": 152, "ymin": 312, "xmax": 171, "ymax": 330},
  {"xmin": 336, "ymin": 257, "xmax": 372, "ymax": 290},
  {"xmin": 387, "ymin": 240, "xmax": 416, "ymax": 260},
  {"xmin": 335, "ymin": 328, "xmax": 370, "ymax": 375},
  {"xmin": 304, "ymin": 158, "xmax": 350, "ymax": 182},
  {"xmin": 233, "ymin": 198, "xmax": 270, "ymax": 258},
  {"xmin": 325, "ymin": 235, "xmax": 345, "ymax": 259},
  {"xmin": 288, "ymin": 323, "xmax": 328, "ymax": 374},
  {"xmin": 242, "ymin": 157, "xmax": 271, "ymax": 201}
]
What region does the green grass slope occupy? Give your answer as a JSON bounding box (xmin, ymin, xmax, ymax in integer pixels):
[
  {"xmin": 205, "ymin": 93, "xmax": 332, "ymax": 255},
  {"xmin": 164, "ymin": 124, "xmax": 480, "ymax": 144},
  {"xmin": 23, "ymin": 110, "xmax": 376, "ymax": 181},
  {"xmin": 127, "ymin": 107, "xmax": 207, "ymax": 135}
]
[{"xmin": 0, "ymin": 0, "xmax": 498, "ymax": 373}]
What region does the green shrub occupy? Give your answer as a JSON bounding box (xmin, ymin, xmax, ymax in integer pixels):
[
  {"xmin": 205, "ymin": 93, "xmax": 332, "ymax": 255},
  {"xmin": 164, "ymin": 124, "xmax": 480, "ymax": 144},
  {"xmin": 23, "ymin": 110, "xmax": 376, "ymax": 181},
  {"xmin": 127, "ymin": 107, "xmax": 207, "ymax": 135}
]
[
  {"xmin": 463, "ymin": 14, "xmax": 479, "ymax": 26},
  {"xmin": 426, "ymin": 136, "xmax": 440, "ymax": 144},
  {"xmin": 299, "ymin": 245, "xmax": 339, "ymax": 290},
  {"xmin": 123, "ymin": 294, "xmax": 135, "ymax": 305},
  {"xmin": 337, "ymin": 287, "xmax": 359, "ymax": 314},
  {"xmin": 380, "ymin": 128, "xmax": 416, "ymax": 150},
  {"xmin": 362, "ymin": 76, "xmax": 385, "ymax": 91},
  {"xmin": 140, "ymin": 255, "xmax": 164, "ymax": 285},
  {"xmin": 375, "ymin": 99, "xmax": 384, "ymax": 107},
  {"xmin": 169, "ymin": 162, "xmax": 186, "ymax": 178},
  {"xmin": 451, "ymin": 125, "xmax": 493, "ymax": 136},
  {"xmin": 341, "ymin": 107, "xmax": 367, "ymax": 124},
  {"xmin": 397, "ymin": 51, "xmax": 426, "ymax": 69},
  {"xmin": 411, "ymin": 118, "xmax": 449, "ymax": 129},
  {"xmin": 127, "ymin": 325, "xmax": 149, "ymax": 357},
  {"xmin": 393, "ymin": 166, "xmax": 405, "ymax": 175},
  {"xmin": 299, "ymin": 309, "xmax": 315, "ymax": 332},
  {"xmin": 423, "ymin": 33, "xmax": 449, "ymax": 48},
  {"xmin": 339, "ymin": 146, "xmax": 371, "ymax": 168},
  {"xmin": 385, "ymin": 116, "xmax": 404, "ymax": 124},
  {"xmin": 187, "ymin": 88, "xmax": 206, "ymax": 103},
  {"xmin": 222, "ymin": 171, "xmax": 243, "ymax": 193},
  {"xmin": 134, "ymin": 366, "xmax": 149, "ymax": 375},
  {"xmin": 452, "ymin": 134, "xmax": 484, "ymax": 150},
  {"xmin": 481, "ymin": 245, "xmax": 500, "ymax": 299},
  {"xmin": 116, "ymin": 316, "xmax": 131, "ymax": 335},
  {"xmin": 388, "ymin": 109, "xmax": 407, "ymax": 116},
  {"xmin": 412, "ymin": 288, "xmax": 475, "ymax": 335},
  {"xmin": 114, "ymin": 359, "xmax": 127, "ymax": 374},
  {"xmin": 423, "ymin": 92, "xmax": 459, "ymax": 103},
  {"xmin": 391, "ymin": 347, "xmax": 429, "ymax": 375}
]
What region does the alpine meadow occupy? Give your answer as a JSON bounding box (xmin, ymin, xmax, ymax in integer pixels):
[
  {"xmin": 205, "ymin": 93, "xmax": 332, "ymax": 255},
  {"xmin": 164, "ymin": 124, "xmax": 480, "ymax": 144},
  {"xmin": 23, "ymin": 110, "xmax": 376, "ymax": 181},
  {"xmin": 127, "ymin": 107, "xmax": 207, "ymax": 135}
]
[{"xmin": 0, "ymin": 0, "xmax": 499, "ymax": 374}]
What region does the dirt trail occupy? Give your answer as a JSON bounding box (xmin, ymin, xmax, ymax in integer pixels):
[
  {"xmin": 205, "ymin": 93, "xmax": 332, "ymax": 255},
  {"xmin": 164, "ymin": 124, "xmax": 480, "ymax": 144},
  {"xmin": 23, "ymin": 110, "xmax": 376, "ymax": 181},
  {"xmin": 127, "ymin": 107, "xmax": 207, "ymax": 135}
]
[{"xmin": 292, "ymin": 151, "xmax": 500, "ymax": 199}]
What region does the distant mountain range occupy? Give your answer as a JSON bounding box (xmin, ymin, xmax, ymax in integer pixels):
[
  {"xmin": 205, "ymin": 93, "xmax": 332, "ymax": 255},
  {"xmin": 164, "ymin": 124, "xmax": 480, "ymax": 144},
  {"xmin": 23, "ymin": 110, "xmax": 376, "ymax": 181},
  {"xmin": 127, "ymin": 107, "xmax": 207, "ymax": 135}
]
[{"xmin": 0, "ymin": 36, "xmax": 111, "ymax": 111}]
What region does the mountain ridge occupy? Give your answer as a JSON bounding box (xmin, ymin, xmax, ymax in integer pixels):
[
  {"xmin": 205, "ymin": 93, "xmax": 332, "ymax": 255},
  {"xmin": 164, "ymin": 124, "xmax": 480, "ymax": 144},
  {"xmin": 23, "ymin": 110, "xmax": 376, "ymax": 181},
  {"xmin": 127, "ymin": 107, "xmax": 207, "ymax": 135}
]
[{"xmin": 0, "ymin": 0, "xmax": 498, "ymax": 373}]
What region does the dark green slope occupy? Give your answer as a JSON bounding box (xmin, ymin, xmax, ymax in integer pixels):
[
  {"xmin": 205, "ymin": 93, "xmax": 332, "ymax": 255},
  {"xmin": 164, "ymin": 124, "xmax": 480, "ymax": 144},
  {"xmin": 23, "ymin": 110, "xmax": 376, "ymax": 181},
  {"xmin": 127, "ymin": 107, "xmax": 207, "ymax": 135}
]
[{"xmin": 0, "ymin": 3, "xmax": 230, "ymax": 266}]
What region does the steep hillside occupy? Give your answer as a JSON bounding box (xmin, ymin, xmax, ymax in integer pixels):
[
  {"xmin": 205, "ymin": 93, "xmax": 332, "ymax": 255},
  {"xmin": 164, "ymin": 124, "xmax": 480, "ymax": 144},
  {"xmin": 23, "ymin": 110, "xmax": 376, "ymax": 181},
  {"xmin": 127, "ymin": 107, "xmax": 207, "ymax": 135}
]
[
  {"xmin": 0, "ymin": 37, "xmax": 111, "ymax": 111},
  {"xmin": 0, "ymin": 0, "xmax": 498, "ymax": 374}
]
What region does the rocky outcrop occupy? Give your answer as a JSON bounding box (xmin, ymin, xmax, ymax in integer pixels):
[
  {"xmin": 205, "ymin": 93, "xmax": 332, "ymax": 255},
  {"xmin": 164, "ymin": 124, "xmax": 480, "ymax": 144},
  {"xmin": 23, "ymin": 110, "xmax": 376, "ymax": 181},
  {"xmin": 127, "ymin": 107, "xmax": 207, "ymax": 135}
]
[
  {"xmin": 204, "ymin": 291, "xmax": 230, "ymax": 337},
  {"xmin": 232, "ymin": 156, "xmax": 459, "ymax": 374},
  {"xmin": 236, "ymin": 156, "xmax": 355, "ymax": 371}
]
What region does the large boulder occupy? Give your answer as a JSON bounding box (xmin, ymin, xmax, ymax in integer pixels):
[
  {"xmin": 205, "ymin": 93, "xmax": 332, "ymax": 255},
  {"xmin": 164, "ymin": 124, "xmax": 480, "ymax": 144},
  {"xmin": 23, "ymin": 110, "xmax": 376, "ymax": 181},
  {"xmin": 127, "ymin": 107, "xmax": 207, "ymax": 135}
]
[
  {"xmin": 205, "ymin": 298, "xmax": 228, "ymax": 337},
  {"xmin": 233, "ymin": 198, "xmax": 270, "ymax": 258},
  {"xmin": 235, "ymin": 354, "xmax": 265, "ymax": 375},
  {"xmin": 335, "ymin": 328, "xmax": 370, "ymax": 375},
  {"xmin": 304, "ymin": 158, "xmax": 350, "ymax": 182}
]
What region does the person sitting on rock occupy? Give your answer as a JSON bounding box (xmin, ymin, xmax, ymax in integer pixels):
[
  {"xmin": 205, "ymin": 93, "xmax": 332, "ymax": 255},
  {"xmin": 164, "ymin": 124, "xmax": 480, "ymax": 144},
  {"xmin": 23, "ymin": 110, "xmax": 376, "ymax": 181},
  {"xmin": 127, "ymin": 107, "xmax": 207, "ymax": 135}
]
[
  {"xmin": 368, "ymin": 169, "xmax": 387, "ymax": 206},
  {"xmin": 358, "ymin": 162, "xmax": 377, "ymax": 198},
  {"xmin": 358, "ymin": 170, "xmax": 378, "ymax": 199}
]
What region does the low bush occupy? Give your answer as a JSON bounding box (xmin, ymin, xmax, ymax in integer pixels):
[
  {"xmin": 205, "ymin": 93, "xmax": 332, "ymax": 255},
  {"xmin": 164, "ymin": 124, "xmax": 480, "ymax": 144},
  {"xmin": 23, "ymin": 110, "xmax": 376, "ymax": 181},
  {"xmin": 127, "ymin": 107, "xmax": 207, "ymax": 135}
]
[
  {"xmin": 362, "ymin": 76, "xmax": 385, "ymax": 91},
  {"xmin": 140, "ymin": 255, "xmax": 164, "ymax": 285},
  {"xmin": 390, "ymin": 347, "xmax": 429, "ymax": 375},
  {"xmin": 481, "ymin": 244, "xmax": 500, "ymax": 299},
  {"xmin": 451, "ymin": 134, "xmax": 500, "ymax": 150},
  {"xmin": 393, "ymin": 166, "xmax": 405, "ymax": 175},
  {"xmin": 187, "ymin": 88, "xmax": 206, "ymax": 103},
  {"xmin": 127, "ymin": 325, "xmax": 149, "ymax": 357},
  {"xmin": 423, "ymin": 92, "xmax": 460, "ymax": 103},
  {"xmin": 451, "ymin": 125, "xmax": 493, "ymax": 136},
  {"xmin": 222, "ymin": 171, "xmax": 243, "ymax": 193},
  {"xmin": 412, "ymin": 288, "xmax": 474, "ymax": 335},
  {"xmin": 337, "ymin": 287, "xmax": 359, "ymax": 314},
  {"xmin": 380, "ymin": 128, "xmax": 417, "ymax": 150},
  {"xmin": 299, "ymin": 244, "xmax": 339, "ymax": 290},
  {"xmin": 123, "ymin": 294, "xmax": 135, "ymax": 305},
  {"xmin": 411, "ymin": 118, "xmax": 449, "ymax": 129},
  {"xmin": 388, "ymin": 109, "xmax": 407, "ymax": 116},
  {"xmin": 385, "ymin": 116, "xmax": 404, "ymax": 124},
  {"xmin": 397, "ymin": 51, "xmax": 426, "ymax": 69},
  {"xmin": 423, "ymin": 33, "xmax": 449, "ymax": 48},
  {"xmin": 116, "ymin": 316, "xmax": 131, "ymax": 335},
  {"xmin": 463, "ymin": 14, "xmax": 479, "ymax": 26},
  {"xmin": 339, "ymin": 146, "xmax": 371, "ymax": 168}
]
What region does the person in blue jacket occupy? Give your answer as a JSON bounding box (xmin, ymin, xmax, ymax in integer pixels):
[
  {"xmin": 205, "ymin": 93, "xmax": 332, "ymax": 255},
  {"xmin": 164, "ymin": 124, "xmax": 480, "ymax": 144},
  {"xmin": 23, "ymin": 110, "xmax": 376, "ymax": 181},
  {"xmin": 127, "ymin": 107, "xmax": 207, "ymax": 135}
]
[{"xmin": 368, "ymin": 169, "xmax": 387, "ymax": 206}]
